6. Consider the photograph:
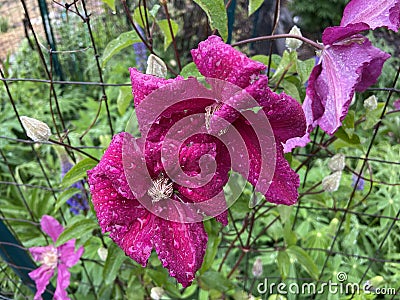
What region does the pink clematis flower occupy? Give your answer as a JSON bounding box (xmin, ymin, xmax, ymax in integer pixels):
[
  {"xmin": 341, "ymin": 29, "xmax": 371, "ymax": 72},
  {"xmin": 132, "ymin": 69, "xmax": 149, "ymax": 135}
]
[
  {"xmin": 29, "ymin": 215, "xmax": 84, "ymax": 300},
  {"xmin": 285, "ymin": 0, "xmax": 399, "ymax": 151},
  {"xmin": 88, "ymin": 35, "xmax": 306, "ymax": 287},
  {"xmin": 87, "ymin": 132, "xmax": 224, "ymax": 287}
]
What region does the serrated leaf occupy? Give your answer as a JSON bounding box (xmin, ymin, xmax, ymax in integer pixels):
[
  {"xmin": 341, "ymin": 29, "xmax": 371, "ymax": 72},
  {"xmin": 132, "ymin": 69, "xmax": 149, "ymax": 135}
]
[
  {"xmin": 249, "ymin": 0, "xmax": 264, "ymax": 16},
  {"xmin": 54, "ymin": 188, "xmax": 81, "ymax": 213},
  {"xmin": 101, "ymin": 31, "xmax": 141, "ymax": 67},
  {"xmin": 157, "ymin": 19, "xmax": 179, "ymax": 51},
  {"xmin": 103, "ymin": 243, "xmax": 126, "ymax": 285},
  {"xmin": 60, "ymin": 158, "xmax": 97, "ymax": 189},
  {"xmin": 180, "ymin": 62, "xmax": 202, "ymax": 78},
  {"xmin": 101, "ymin": 0, "xmax": 115, "ymax": 11},
  {"xmin": 117, "ymin": 86, "xmax": 133, "ymax": 116},
  {"xmin": 56, "ymin": 218, "xmax": 98, "ymax": 247},
  {"xmin": 287, "ymin": 245, "xmax": 319, "ymax": 279},
  {"xmin": 193, "ymin": 0, "xmax": 228, "ymax": 41}
]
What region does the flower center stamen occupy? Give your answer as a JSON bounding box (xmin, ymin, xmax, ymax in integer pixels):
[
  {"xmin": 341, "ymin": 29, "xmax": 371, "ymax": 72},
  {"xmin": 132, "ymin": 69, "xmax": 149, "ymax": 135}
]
[
  {"xmin": 205, "ymin": 103, "xmax": 227, "ymax": 135},
  {"xmin": 148, "ymin": 175, "xmax": 174, "ymax": 202},
  {"xmin": 41, "ymin": 247, "xmax": 58, "ymax": 269}
]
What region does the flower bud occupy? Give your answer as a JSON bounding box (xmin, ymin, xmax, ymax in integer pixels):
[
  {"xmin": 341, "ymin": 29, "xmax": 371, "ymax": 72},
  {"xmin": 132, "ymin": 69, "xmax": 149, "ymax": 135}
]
[
  {"xmin": 363, "ymin": 95, "xmax": 378, "ymax": 110},
  {"xmin": 20, "ymin": 116, "xmax": 51, "ymax": 142},
  {"xmin": 322, "ymin": 171, "xmax": 342, "ymax": 192},
  {"xmin": 150, "ymin": 287, "xmax": 164, "ymax": 300},
  {"xmin": 146, "ymin": 54, "xmax": 167, "ymax": 78},
  {"xmin": 328, "ymin": 153, "xmax": 346, "ymax": 172},
  {"xmin": 97, "ymin": 247, "xmax": 108, "ymax": 261},
  {"xmin": 252, "ymin": 257, "xmax": 263, "ymax": 278},
  {"xmin": 285, "ymin": 25, "xmax": 303, "ymax": 51}
]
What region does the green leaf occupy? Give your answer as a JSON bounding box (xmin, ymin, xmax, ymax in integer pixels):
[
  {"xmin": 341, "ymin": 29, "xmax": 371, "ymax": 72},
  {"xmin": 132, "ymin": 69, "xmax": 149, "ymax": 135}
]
[
  {"xmin": 283, "ymin": 223, "xmax": 297, "ymax": 247},
  {"xmin": 271, "ymin": 50, "xmax": 298, "ymax": 84},
  {"xmin": 296, "ymin": 58, "xmax": 315, "ymax": 84},
  {"xmin": 334, "ymin": 127, "xmax": 361, "ymax": 145},
  {"xmin": 101, "ymin": 31, "xmax": 141, "ymax": 67},
  {"xmin": 287, "ymin": 245, "xmax": 319, "ymax": 279},
  {"xmin": 101, "ymin": 0, "xmax": 115, "ymax": 11},
  {"xmin": 180, "ymin": 62, "xmax": 202, "ymax": 78},
  {"xmin": 133, "ymin": 6, "xmax": 151, "ymax": 29},
  {"xmin": 198, "ymin": 270, "xmax": 235, "ymax": 292},
  {"xmin": 249, "ymin": 0, "xmax": 264, "ymax": 16},
  {"xmin": 157, "ymin": 19, "xmax": 179, "ymax": 51},
  {"xmin": 103, "ymin": 243, "xmax": 127, "ymax": 285},
  {"xmin": 60, "ymin": 158, "xmax": 97, "ymax": 189},
  {"xmin": 277, "ymin": 250, "xmax": 291, "ymax": 280},
  {"xmin": 54, "ymin": 188, "xmax": 81, "ymax": 213},
  {"xmin": 193, "ymin": 0, "xmax": 228, "ymax": 41},
  {"xmin": 199, "ymin": 220, "xmax": 222, "ymax": 274},
  {"xmin": 363, "ymin": 102, "xmax": 384, "ymax": 130},
  {"xmin": 281, "ymin": 80, "xmax": 300, "ymax": 101},
  {"xmin": 56, "ymin": 218, "xmax": 98, "ymax": 247},
  {"xmin": 117, "ymin": 86, "xmax": 133, "ymax": 116},
  {"xmin": 251, "ymin": 54, "xmax": 281, "ymax": 70}
]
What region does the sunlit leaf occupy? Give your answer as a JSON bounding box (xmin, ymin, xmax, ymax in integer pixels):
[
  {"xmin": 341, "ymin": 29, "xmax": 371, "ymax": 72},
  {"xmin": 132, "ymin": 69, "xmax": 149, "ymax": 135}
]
[{"xmin": 193, "ymin": 0, "xmax": 228, "ymax": 41}]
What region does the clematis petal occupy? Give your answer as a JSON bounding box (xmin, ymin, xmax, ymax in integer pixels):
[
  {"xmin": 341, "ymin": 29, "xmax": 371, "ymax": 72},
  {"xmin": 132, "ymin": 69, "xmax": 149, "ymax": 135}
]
[
  {"xmin": 54, "ymin": 263, "xmax": 70, "ymax": 300},
  {"xmin": 265, "ymin": 143, "xmax": 300, "ymax": 205},
  {"xmin": 152, "ymin": 218, "xmax": 208, "ymax": 287},
  {"xmin": 232, "ymin": 116, "xmax": 298, "ymax": 205},
  {"xmin": 191, "ymin": 35, "xmax": 266, "ymax": 88},
  {"xmin": 40, "ymin": 215, "xmax": 63, "ymax": 243},
  {"xmin": 305, "ymin": 38, "xmax": 390, "ymax": 135},
  {"xmin": 90, "ymin": 133, "xmax": 135, "ymax": 200},
  {"xmin": 59, "ymin": 240, "xmax": 84, "ymax": 268},
  {"xmin": 119, "ymin": 213, "xmax": 155, "ymax": 266},
  {"xmin": 129, "ymin": 68, "xmax": 181, "ymax": 107},
  {"xmin": 245, "ymin": 76, "xmax": 306, "ymax": 143},
  {"xmin": 88, "ymin": 172, "xmax": 147, "ymax": 243},
  {"xmin": 29, "ymin": 265, "xmax": 54, "ymax": 300},
  {"xmin": 29, "ymin": 245, "xmax": 54, "ymax": 262},
  {"xmin": 322, "ymin": 23, "xmax": 370, "ymax": 45},
  {"xmin": 340, "ymin": 0, "xmax": 400, "ymax": 31}
]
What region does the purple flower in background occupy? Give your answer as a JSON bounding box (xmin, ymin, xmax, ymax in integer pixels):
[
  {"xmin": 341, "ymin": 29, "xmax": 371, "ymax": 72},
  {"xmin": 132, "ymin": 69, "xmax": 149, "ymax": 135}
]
[
  {"xmin": 394, "ymin": 99, "xmax": 400, "ymax": 110},
  {"xmin": 352, "ymin": 174, "xmax": 365, "ymax": 191},
  {"xmin": 285, "ymin": 0, "xmax": 399, "ymax": 151},
  {"xmin": 29, "ymin": 215, "xmax": 84, "ymax": 300},
  {"xmin": 57, "ymin": 149, "xmax": 88, "ymax": 215},
  {"xmin": 132, "ymin": 25, "xmax": 147, "ymax": 71}
]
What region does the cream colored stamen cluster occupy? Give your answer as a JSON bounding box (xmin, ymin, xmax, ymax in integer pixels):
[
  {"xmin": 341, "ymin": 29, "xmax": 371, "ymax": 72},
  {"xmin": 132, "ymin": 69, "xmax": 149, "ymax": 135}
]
[
  {"xmin": 41, "ymin": 247, "xmax": 58, "ymax": 269},
  {"xmin": 205, "ymin": 103, "xmax": 227, "ymax": 135},
  {"xmin": 148, "ymin": 175, "xmax": 174, "ymax": 202}
]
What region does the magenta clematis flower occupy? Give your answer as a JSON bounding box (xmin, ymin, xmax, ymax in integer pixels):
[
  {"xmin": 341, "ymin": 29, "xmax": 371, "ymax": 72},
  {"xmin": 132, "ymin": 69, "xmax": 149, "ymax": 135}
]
[
  {"xmin": 88, "ymin": 35, "xmax": 306, "ymax": 286},
  {"xmin": 285, "ymin": 0, "xmax": 399, "ymax": 151},
  {"xmin": 87, "ymin": 132, "xmax": 224, "ymax": 287},
  {"xmin": 28, "ymin": 215, "xmax": 84, "ymax": 300}
]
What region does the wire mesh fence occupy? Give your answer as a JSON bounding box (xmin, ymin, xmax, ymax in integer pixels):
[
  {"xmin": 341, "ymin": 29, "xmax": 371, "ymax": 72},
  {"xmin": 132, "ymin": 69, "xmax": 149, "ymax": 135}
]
[{"xmin": 0, "ymin": 0, "xmax": 400, "ymax": 299}]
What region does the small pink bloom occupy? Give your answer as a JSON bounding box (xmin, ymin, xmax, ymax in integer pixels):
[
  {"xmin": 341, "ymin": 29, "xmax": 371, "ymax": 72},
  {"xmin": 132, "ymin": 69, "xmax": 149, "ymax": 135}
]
[{"xmin": 29, "ymin": 215, "xmax": 84, "ymax": 300}]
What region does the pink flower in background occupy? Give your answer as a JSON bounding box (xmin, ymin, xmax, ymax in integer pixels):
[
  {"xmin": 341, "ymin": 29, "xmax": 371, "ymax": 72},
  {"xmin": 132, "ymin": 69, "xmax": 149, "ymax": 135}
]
[
  {"xmin": 285, "ymin": 0, "xmax": 399, "ymax": 151},
  {"xmin": 394, "ymin": 99, "xmax": 400, "ymax": 110},
  {"xmin": 29, "ymin": 215, "xmax": 84, "ymax": 300}
]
